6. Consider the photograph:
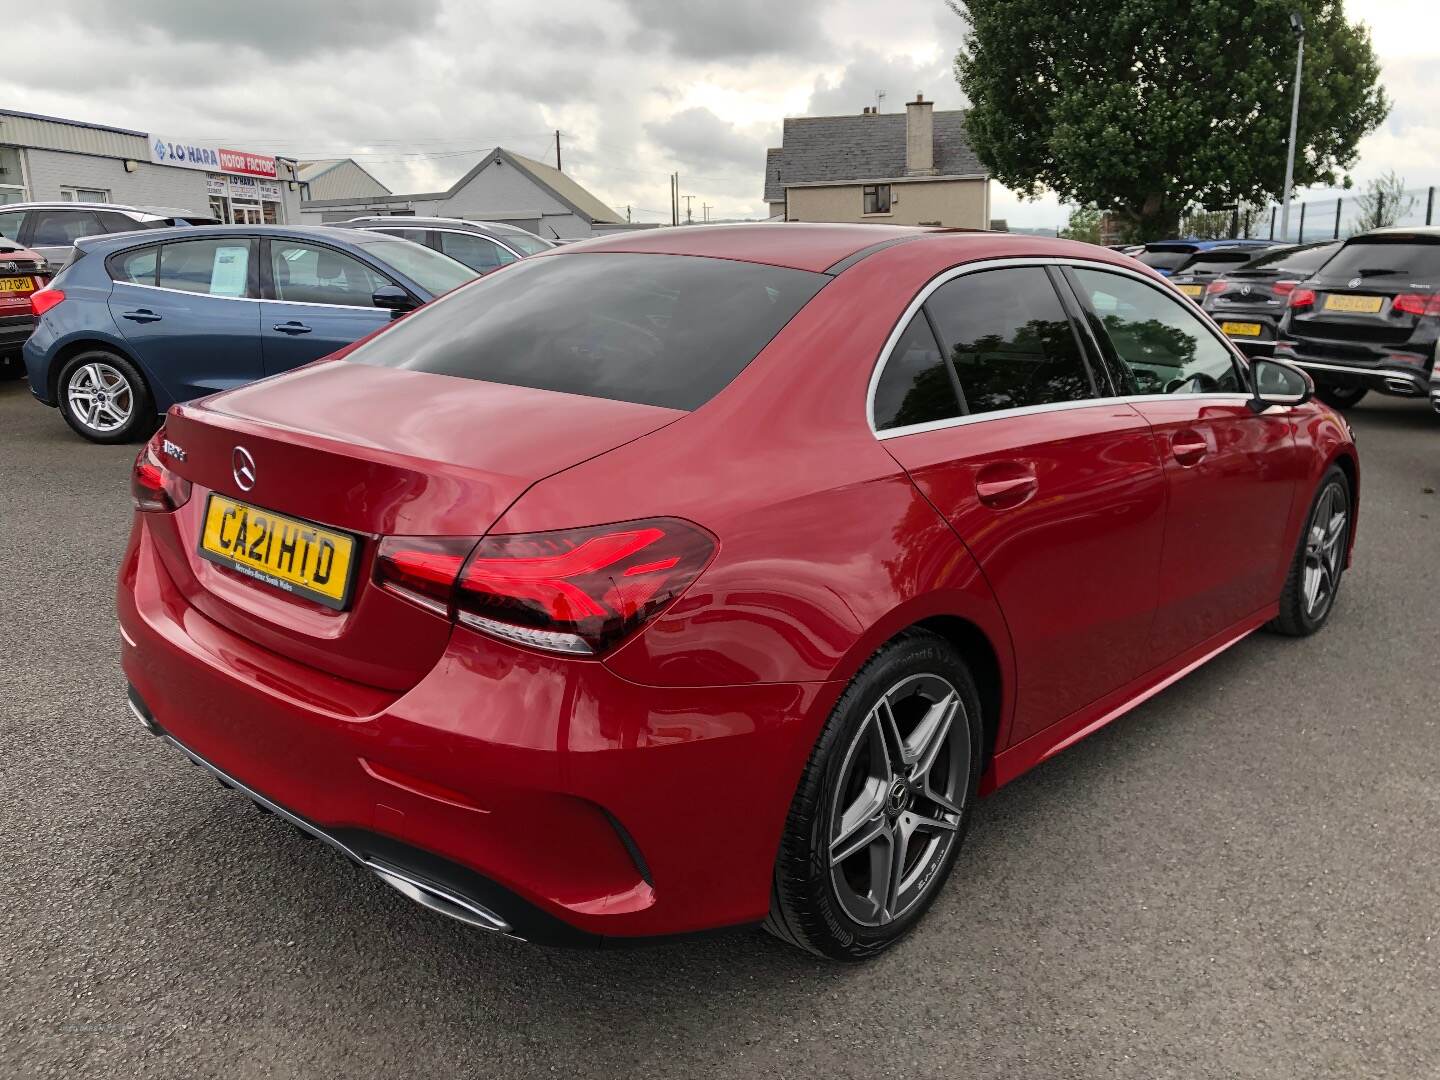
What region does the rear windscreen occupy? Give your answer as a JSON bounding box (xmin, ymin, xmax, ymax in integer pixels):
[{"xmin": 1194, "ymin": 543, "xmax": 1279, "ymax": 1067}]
[
  {"xmin": 1138, "ymin": 251, "xmax": 1191, "ymax": 271},
  {"xmin": 1240, "ymin": 242, "xmax": 1339, "ymax": 275},
  {"xmin": 1319, "ymin": 238, "xmax": 1440, "ymax": 282},
  {"xmin": 1178, "ymin": 252, "xmax": 1256, "ymax": 275},
  {"xmin": 347, "ymin": 252, "xmax": 828, "ymax": 410}
]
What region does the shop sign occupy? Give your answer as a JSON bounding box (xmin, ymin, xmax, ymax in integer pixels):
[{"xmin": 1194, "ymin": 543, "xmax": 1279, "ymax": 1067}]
[
  {"xmin": 205, "ymin": 174, "xmax": 228, "ymax": 196},
  {"xmin": 257, "ymin": 181, "xmax": 282, "ymax": 201},
  {"xmin": 149, "ymin": 134, "xmax": 278, "ymax": 178}
]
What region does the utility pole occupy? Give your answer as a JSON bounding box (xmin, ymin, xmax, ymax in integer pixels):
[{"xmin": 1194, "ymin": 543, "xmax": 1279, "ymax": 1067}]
[
  {"xmin": 683, "ymin": 194, "xmax": 694, "ymax": 224},
  {"xmin": 1280, "ymin": 12, "xmax": 1305, "ymax": 241},
  {"xmin": 702, "ymin": 203, "xmax": 712, "ymax": 223},
  {"xmin": 671, "ymin": 173, "xmax": 679, "ymax": 226},
  {"xmin": 555, "ymin": 130, "xmax": 562, "ymax": 171},
  {"xmin": 626, "ymin": 204, "xmax": 631, "ymax": 222}
]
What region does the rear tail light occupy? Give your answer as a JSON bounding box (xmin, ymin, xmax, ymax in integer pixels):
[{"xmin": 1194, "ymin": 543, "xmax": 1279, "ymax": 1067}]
[
  {"xmin": 1287, "ymin": 287, "xmax": 1316, "ymax": 310},
  {"xmin": 1205, "ymin": 280, "xmax": 1228, "ymax": 295},
  {"xmin": 1272, "ymin": 280, "xmax": 1298, "ymax": 298},
  {"xmin": 375, "ymin": 519, "xmax": 717, "ymax": 656},
  {"xmin": 131, "ymin": 430, "xmax": 192, "ymax": 512},
  {"xmin": 30, "ymin": 287, "xmax": 65, "ymax": 317},
  {"xmin": 1391, "ymin": 292, "xmax": 1440, "ymax": 317}
]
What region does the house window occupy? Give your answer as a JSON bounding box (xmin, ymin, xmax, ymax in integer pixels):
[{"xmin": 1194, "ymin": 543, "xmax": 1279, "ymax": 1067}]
[
  {"xmin": 863, "ymin": 184, "xmax": 892, "ymax": 215},
  {"xmin": 61, "ymin": 187, "xmax": 111, "ymax": 204}
]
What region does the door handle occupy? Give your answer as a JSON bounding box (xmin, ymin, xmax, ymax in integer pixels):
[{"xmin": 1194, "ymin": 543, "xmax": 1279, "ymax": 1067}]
[
  {"xmin": 1171, "ymin": 429, "xmax": 1208, "ymax": 467},
  {"xmin": 120, "ymin": 309, "xmax": 162, "ymax": 323},
  {"xmin": 272, "ymin": 321, "xmax": 312, "ymax": 335},
  {"xmin": 975, "ymin": 462, "xmax": 1039, "ymax": 509}
]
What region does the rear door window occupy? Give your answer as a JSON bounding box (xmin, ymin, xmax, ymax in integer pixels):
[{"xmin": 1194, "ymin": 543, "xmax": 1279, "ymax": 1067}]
[
  {"xmin": 347, "ymin": 253, "xmax": 827, "ymax": 410},
  {"xmin": 1316, "ymin": 238, "xmax": 1440, "ymax": 283},
  {"xmin": 158, "ymin": 238, "xmax": 255, "ymax": 297},
  {"xmin": 873, "ymin": 313, "xmax": 958, "ymax": 430},
  {"xmin": 924, "ymin": 267, "xmax": 1096, "ymax": 415}
]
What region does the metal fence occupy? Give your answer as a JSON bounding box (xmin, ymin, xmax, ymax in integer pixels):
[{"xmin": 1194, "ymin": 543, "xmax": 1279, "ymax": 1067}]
[{"xmin": 1226, "ymin": 187, "xmax": 1439, "ymax": 244}]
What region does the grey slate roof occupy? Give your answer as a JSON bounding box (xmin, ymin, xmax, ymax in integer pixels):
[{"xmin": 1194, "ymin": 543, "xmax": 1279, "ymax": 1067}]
[{"xmin": 763, "ymin": 110, "xmax": 983, "ymax": 204}]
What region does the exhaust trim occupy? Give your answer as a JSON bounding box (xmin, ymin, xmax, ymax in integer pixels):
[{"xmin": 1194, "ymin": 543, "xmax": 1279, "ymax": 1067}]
[{"xmin": 134, "ymin": 694, "xmax": 513, "ymax": 937}]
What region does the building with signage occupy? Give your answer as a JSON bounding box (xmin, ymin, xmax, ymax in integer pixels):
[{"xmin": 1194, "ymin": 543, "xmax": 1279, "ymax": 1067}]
[{"xmin": 0, "ymin": 109, "xmax": 301, "ymax": 224}]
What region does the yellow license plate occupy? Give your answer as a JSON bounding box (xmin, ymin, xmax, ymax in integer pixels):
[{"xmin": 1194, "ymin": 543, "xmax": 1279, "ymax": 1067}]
[
  {"xmin": 1221, "ymin": 321, "xmax": 1263, "ymax": 336},
  {"xmin": 198, "ymin": 494, "xmax": 358, "ymax": 609},
  {"xmin": 1324, "ymin": 294, "xmax": 1383, "ymax": 313},
  {"xmin": 0, "ymin": 276, "xmax": 34, "ymax": 292},
  {"xmin": 1178, "ymin": 284, "xmax": 1204, "ymax": 298}
]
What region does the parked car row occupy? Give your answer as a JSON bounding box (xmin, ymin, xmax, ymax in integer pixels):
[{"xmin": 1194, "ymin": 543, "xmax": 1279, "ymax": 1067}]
[
  {"xmin": 0, "ymin": 236, "xmax": 49, "ymax": 375},
  {"xmin": 1120, "ymin": 229, "xmax": 1440, "ymax": 415}
]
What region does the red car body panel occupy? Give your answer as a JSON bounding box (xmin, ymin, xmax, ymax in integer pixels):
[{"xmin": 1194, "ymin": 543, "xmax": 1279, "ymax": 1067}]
[{"xmin": 118, "ymin": 225, "xmax": 1360, "ymax": 942}]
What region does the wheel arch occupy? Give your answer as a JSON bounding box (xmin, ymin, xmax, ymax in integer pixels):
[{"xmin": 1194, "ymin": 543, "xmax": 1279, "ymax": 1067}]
[{"xmin": 46, "ymin": 336, "xmax": 152, "ymax": 408}]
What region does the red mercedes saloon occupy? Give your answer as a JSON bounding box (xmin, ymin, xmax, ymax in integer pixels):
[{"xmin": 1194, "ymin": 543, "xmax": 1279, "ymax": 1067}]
[{"xmin": 119, "ymin": 225, "xmax": 1358, "ymax": 959}]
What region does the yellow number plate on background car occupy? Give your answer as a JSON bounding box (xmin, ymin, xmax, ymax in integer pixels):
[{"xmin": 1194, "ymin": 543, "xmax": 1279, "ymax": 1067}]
[
  {"xmin": 198, "ymin": 494, "xmax": 358, "ymax": 610},
  {"xmin": 0, "ymin": 276, "xmax": 34, "ymax": 292},
  {"xmin": 1324, "ymin": 294, "xmax": 1384, "ymax": 313},
  {"xmin": 1178, "ymin": 284, "xmax": 1203, "ymax": 298},
  {"xmin": 1221, "ymin": 322, "xmax": 1263, "ymax": 336}
]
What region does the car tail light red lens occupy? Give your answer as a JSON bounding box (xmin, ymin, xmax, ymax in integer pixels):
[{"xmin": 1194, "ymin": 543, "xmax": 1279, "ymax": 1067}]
[
  {"xmin": 1391, "ymin": 292, "xmax": 1440, "ymax": 317},
  {"xmin": 1205, "ymin": 280, "xmax": 1227, "ymax": 295},
  {"xmin": 374, "ymin": 519, "xmax": 716, "ymax": 656},
  {"xmin": 1287, "ymin": 288, "xmax": 1316, "ymax": 309},
  {"xmin": 1272, "ymin": 280, "xmax": 1298, "ymax": 298},
  {"xmin": 29, "ymin": 287, "xmax": 65, "ymax": 317},
  {"xmin": 131, "ymin": 431, "xmax": 192, "ymax": 512}
]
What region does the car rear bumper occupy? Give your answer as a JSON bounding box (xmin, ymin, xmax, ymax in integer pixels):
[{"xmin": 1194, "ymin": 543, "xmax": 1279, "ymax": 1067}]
[
  {"xmin": 0, "ymin": 313, "xmax": 34, "ymax": 349},
  {"xmin": 1278, "ymin": 355, "xmax": 1431, "ymax": 397},
  {"xmin": 118, "ymin": 516, "xmax": 831, "ymax": 942}
]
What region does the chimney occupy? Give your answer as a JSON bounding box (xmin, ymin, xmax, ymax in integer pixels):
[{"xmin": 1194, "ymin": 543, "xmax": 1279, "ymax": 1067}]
[{"xmin": 905, "ymin": 93, "xmax": 936, "ymax": 176}]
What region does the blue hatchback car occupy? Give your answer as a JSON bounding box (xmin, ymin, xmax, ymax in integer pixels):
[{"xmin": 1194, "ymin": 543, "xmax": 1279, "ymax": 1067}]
[{"xmin": 23, "ymin": 225, "xmax": 478, "ymax": 442}]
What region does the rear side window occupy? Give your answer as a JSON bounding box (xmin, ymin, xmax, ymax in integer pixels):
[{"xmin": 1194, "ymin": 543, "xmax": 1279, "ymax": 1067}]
[
  {"xmin": 111, "ymin": 246, "xmax": 159, "ymax": 286},
  {"xmin": 347, "ymin": 253, "xmax": 827, "ymax": 411},
  {"xmin": 159, "ymin": 238, "xmax": 254, "ymax": 297},
  {"xmin": 98, "ymin": 211, "xmax": 142, "ymax": 234},
  {"xmin": 1318, "ymin": 238, "xmax": 1440, "ymax": 283},
  {"xmin": 439, "ymin": 230, "xmax": 517, "ymax": 272},
  {"xmin": 873, "ymin": 313, "xmax": 957, "ymax": 430},
  {"xmin": 925, "ymin": 267, "xmax": 1095, "ymax": 415},
  {"xmin": 0, "ymin": 209, "xmax": 27, "ymax": 242}
]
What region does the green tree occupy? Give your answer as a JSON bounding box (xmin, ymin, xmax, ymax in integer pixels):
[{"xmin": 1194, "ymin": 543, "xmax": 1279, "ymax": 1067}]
[
  {"xmin": 1059, "ymin": 205, "xmax": 1103, "ymax": 244},
  {"xmin": 952, "ymin": 1, "xmax": 1390, "ymax": 241},
  {"xmin": 1350, "ymin": 170, "xmax": 1415, "ymax": 231}
]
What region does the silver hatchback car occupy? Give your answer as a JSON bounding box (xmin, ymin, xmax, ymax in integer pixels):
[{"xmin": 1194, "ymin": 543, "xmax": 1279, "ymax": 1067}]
[{"xmin": 330, "ymin": 216, "xmax": 555, "ymax": 274}]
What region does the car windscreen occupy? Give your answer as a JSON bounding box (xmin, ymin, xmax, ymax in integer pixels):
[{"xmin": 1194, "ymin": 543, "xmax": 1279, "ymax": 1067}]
[
  {"xmin": 346, "ymin": 252, "xmax": 828, "ymax": 410},
  {"xmin": 1317, "ymin": 237, "xmax": 1440, "ymax": 282},
  {"xmin": 1237, "ymin": 243, "xmax": 1338, "ymax": 275},
  {"xmin": 498, "ymin": 232, "xmax": 553, "ymax": 255},
  {"xmin": 1177, "ymin": 251, "xmax": 1256, "ymax": 275},
  {"xmin": 359, "ymin": 238, "xmax": 478, "ymax": 296},
  {"xmin": 1138, "ymin": 250, "xmax": 1192, "ymax": 271}
]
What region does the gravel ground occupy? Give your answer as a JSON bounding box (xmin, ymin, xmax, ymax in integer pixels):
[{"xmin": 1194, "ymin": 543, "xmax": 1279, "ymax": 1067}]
[{"xmin": 2, "ymin": 377, "xmax": 1437, "ymax": 1080}]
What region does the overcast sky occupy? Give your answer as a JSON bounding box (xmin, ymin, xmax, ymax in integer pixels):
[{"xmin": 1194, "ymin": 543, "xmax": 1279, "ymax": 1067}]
[{"xmin": 5, "ymin": 0, "xmax": 1437, "ymax": 228}]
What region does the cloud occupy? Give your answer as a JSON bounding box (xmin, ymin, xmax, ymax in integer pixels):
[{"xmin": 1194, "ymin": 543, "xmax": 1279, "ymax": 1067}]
[
  {"xmin": 805, "ymin": 48, "xmax": 966, "ymax": 117},
  {"xmin": 619, "ymin": 0, "xmax": 828, "ymax": 60},
  {"xmin": 65, "ymin": 0, "xmax": 443, "ymax": 57},
  {"xmin": 645, "ymin": 107, "xmax": 770, "ymax": 171}
]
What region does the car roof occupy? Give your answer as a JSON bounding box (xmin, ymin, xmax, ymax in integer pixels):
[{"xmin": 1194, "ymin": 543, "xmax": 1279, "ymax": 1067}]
[
  {"xmin": 72, "ymin": 223, "xmax": 405, "ymax": 253},
  {"xmin": 340, "ymin": 216, "xmax": 546, "ymax": 238}
]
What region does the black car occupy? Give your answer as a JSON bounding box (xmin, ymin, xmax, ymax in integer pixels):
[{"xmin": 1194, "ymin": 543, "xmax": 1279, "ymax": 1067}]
[
  {"xmin": 1165, "ymin": 243, "xmax": 1284, "ymax": 303},
  {"xmin": 1275, "ymin": 228, "xmax": 1440, "ymax": 409},
  {"xmin": 1201, "ymin": 241, "xmax": 1342, "ymax": 357}
]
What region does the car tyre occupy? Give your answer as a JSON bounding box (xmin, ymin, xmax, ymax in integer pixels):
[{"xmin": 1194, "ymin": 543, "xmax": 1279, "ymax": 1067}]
[
  {"xmin": 57, "ymin": 350, "xmax": 157, "ymax": 444},
  {"xmin": 1269, "ymin": 464, "xmax": 1351, "ymax": 637},
  {"xmin": 765, "ymin": 629, "xmax": 983, "ymax": 960},
  {"xmin": 1315, "ymin": 384, "xmax": 1367, "ymax": 410}
]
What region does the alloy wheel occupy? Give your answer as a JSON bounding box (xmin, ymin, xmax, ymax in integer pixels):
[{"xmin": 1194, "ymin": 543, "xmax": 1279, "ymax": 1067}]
[
  {"xmin": 67, "ymin": 362, "xmax": 134, "ymax": 434},
  {"xmin": 828, "ymin": 673, "xmax": 969, "ymax": 927},
  {"xmin": 1302, "ymin": 480, "xmax": 1348, "ymax": 621}
]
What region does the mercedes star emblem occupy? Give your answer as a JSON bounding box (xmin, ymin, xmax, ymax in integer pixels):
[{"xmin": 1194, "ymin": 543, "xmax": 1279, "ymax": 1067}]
[
  {"xmin": 232, "ymin": 446, "xmax": 257, "ymax": 492},
  {"xmin": 1348, "ymin": 277, "xmax": 1362, "ymax": 288}
]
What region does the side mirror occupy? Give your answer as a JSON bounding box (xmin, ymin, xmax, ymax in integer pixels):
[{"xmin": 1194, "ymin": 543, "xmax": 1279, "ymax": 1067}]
[
  {"xmin": 1249, "ymin": 357, "xmax": 1313, "ymax": 413},
  {"xmin": 372, "ymin": 285, "xmax": 418, "ymax": 319}
]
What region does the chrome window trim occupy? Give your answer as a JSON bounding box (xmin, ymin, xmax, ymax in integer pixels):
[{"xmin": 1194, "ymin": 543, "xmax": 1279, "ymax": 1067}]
[
  {"xmin": 368, "ymin": 224, "xmax": 523, "ymax": 260},
  {"xmin": 867, "ymin": 256, "xmax": 1252, "ymax": 441}
]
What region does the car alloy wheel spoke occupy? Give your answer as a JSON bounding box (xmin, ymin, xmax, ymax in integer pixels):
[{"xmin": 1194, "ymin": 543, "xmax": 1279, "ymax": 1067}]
[
  {"xmin": 828, "ymin": 672, "xmax": 969, "ymax": 927},
  {"xmin": 1302, "ymin": 483, "xmax": 1346, "ymax": 617},
  {"xmin": 70, "ymin": 362, "xmax": 132, "ymax": 431}
]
